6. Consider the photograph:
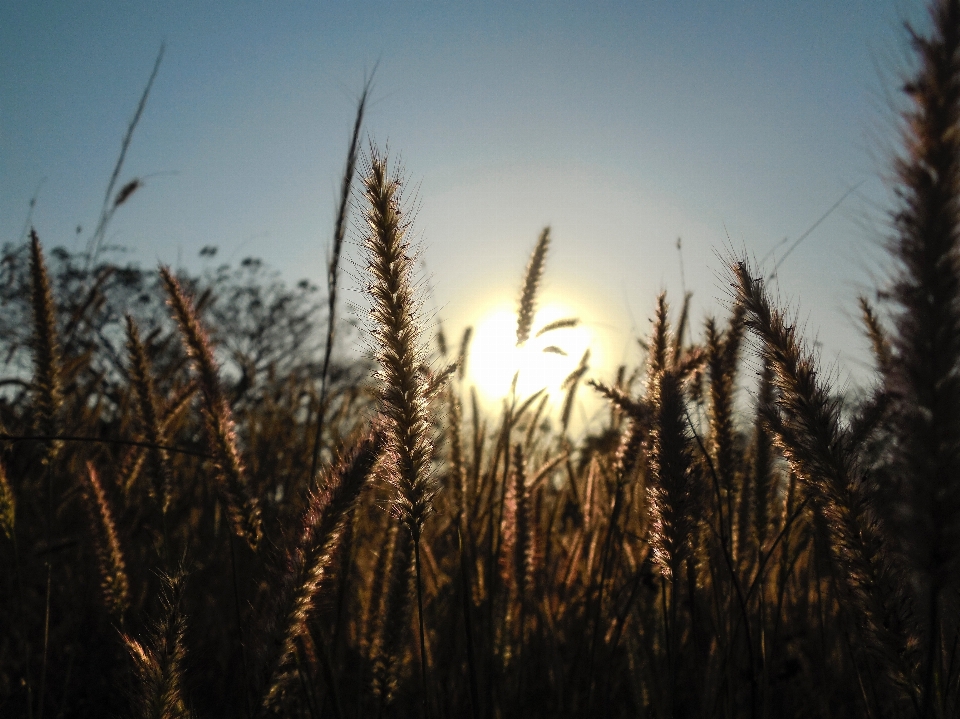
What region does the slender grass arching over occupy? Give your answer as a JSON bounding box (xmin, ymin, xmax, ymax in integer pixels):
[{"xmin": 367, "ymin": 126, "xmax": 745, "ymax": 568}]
[{"xmin": 6, "ymin": 1, "xmax": 960, "ymax": 717}]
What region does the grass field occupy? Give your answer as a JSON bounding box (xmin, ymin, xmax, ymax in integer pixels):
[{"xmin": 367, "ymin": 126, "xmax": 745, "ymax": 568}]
[{"xmin": 3, "ymin": 1, "xmax": 960, "ymax": 717}]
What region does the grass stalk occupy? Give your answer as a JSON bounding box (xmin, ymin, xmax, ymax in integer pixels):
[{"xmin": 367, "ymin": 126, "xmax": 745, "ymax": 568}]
[{"xmin": 308, "ymin": 70, "xmax": 374, "ymax": 485}]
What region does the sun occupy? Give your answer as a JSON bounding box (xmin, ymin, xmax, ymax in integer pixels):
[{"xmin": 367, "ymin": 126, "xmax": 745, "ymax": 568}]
[{"xmin": 466, "ymin": 302, "xmax": 596, "ymax": 404}]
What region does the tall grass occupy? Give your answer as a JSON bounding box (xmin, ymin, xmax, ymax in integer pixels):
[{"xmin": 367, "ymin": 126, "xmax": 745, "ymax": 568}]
[{"xmin": 3, "ymin": 2, "xmax": 960, "ymax": 717}]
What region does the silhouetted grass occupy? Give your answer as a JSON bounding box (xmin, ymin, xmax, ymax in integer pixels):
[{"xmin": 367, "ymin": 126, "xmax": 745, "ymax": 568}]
[{"xmin": 4, "ymin": 2, "xmax": 960, "ymax": 718}]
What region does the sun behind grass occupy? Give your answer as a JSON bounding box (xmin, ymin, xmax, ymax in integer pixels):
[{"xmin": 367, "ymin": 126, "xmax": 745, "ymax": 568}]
[{"xmin": 467, "ymin": 301, "xmax": 595, "ymax": 402}]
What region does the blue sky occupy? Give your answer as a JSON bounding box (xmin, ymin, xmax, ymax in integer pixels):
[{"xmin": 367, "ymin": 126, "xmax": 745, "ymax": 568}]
[{"xmin": 0, "ymin": 1, "xmax": 929, "ymax": 407}]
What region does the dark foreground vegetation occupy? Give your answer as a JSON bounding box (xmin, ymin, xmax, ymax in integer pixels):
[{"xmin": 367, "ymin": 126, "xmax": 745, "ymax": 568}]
[{"xmin": 5, "ymin": 1, "xmax": 960, "ymax": 717}]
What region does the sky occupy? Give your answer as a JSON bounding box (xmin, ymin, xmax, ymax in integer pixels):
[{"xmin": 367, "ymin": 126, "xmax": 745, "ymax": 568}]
[{"xmin": 0, "ymin": 1, "xmax": 932, "ymax": 423}]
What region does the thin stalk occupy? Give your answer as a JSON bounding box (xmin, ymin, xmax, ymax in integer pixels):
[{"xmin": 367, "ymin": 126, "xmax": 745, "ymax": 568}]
[
  {"xmin": 228, "ymin": 530, "xmax": 252, "ymax": 718},
  {"xmin": 414, "ymin": 539, "xmax": 430, "ymax": 719},
  {"xmin": 11, "ymin": 527, "xmax": 34, "ymax": 719},
  {"xmin": 685, "ymin": 405, "xmax": 758, "ymax": 716},
  {"xmin": 308, "ymin": 71, "xmax": 374, "ymax": 483},
  {"xmin": 37, "ymin": 567, "xmax": 51, "ymax": 719},
  {"xmin": 458, "ymin": 521, "xmax": 481, "ymax": 719}
]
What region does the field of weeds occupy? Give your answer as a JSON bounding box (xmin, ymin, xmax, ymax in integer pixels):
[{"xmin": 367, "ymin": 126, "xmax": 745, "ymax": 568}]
[{"xmin": 4, "ymin": 1, "xmax": 960, "ymax": 717}]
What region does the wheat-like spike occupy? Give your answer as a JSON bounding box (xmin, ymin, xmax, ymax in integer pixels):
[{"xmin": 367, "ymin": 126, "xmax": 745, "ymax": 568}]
[
  {"xmin": 126, "ymin": 315, "xmax": 172, "ymax": 514},
  {"xmin": 643, "ymin": 293, "xmax": 702, "ymax": 580},
  {"xmin": 589, "ymin": 380, "xmax": 649, "ymax": 422},
  {"xmin": 457, "ymin": 326, "xmax": 473, "ymax": 381},
  {"xmin": 858, "ymin": 296, "xmax": 891, "ymax": 374},
  {"xmin": 160, "ymin": 382, "xmax": 198, "ymax": 434},
  {"xmin": 29, "ymin": 230, "xmax": 62, "ymax": 457},
  {"xmin": 361, "ymin": 150, "xmax": 436, "ymax": 542},
  {"xmin": 706, "ymin": 307, "xmax": 746, "ymax": 561},
  {"xmin": 159, "ymin": 266, "xmax": 262, "ymax": 549},
  {"xmin": 124, "ymin": 571, "xmax": 189, "ymax": 719},
  {"xmin": 447, "ymin": 389, "xmax": 469, "ymax": 517},
  {"xmin": 535, "ymin": 317, "xmax": 580, "ymax": 337},
  {"xmin": 516, "ymin": 227, "xmax": 550, "ymax": 346},
  {"xmin": 672, "ymin": 291, "xmax": 693, "ymax": 360},
  {"xmin": 885, "ymin": 5, "xmax": 960, "ymax": 709},
  {"xmin": 886, "ymin": 0, "xmax": 960, "ymax": 598},
  {"xmin": 650, "ymin": 293, "xmax": 670, "ymax": 374},
  {"xmin": 733, "ymin": 260, "xmax": 921, "ymax": 701},
  {"xmin": 705, "ymin": 319, "xmax": 735, "ymax": 489},
  {"xmin": 645, "ymin": 364, "xmax": 702, "ymax": 581},
  {"xmin": 0, "ymin": 460, "xmax": 14, "ymax": 540},
  {"xmin": 261, "ymin": 427, "xmax": 383, "ymax": 713},
  {"xmin": 424, "ymin": 360, "xmax": 459, "ymax": 401},
  {"xmin": 83, "ymin": 462, "xmax": 130, "ymax": 624}
]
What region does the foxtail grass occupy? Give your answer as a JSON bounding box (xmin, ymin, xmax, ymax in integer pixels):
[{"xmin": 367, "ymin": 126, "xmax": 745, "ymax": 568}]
[
  {"xmin": 516, "ymin": 228, "xmax": 550, "ymax": 346},
  {"xmin": 82, "ymin": 462, "xmax": 130, "ymax": 625},
  {"xmin": 309, "ymin": 70, "xmax": 374, "ymax": 486},
  {"xmin": 160, "ymin": 266, "xmax": 262, "ymax": 549},
  {"xmin": 123, "ymin": 571, "xmax": 189, "ymax": 719},
  {"xmin": 361, "ymin": 148, "xmax": 436, "ymax": 714},
  {"xmin": 125, "ymin": 316, "xmax": 172, "ymax": 522},
  {"xmin": 260, "ymin": 426, "xmax": 383, "ymax": 714},
  {"xmin": 734, "ymin": 260, "xmax": 921, "ymax": 708}
]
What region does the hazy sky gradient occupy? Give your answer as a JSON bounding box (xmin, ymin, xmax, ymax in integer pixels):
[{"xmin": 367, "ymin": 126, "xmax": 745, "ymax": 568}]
[{"xmin": 0, "ymin": 1, "xmax": 930, "ymax": 403}]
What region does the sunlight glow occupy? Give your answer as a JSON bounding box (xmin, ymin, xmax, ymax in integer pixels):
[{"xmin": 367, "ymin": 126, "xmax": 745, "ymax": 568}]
[{"xmin": 467, "ymin": 302, "xmax": 597, "ymax": 404}]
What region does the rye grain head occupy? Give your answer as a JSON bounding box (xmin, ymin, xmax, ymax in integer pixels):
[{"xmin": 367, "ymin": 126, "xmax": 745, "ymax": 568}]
[
  {"xmin": 28, "ymin": 229, "xmax": 62, "ymax": 449},
  {"xmin": 124, "ymin": 570, "xmax": 189, "ymax": 719},
  {"xmin": 260, "ymin": 426, "xmax": 384, "ymax": 713},
  {"xmin": 516, "ymin": 227, "xmax": 550, "ymax": 346},
  {"xmin": 732, "ymin": 259, "xmax": 921, "ymax": 700},
  {"xmin": 159, "ymin": 265, "xmax": 262, "ymax": 549},
  {"xmin": 83, "ymin": 462, "xmax": 130, "ymax": 625},
  {"xmin": 361, "ymin": 148, "xmax": 436, "ymax": 542}
]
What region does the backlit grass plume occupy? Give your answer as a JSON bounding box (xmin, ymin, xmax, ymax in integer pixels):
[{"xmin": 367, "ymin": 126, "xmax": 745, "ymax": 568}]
[
  {"xmin": 260, "ymin": 426, "xmax": 383, "ymax": 713},
  {"xmin": 361, "ymin": 149, "xmax": 436, "ymax": 542},
  {"xmin": 125, "ymin": 315, "xmax": 172, "ymax": 516},
  {"xmin": 645, "ymin": 293, "xmax": 703, "ymax": 581},
  {"xmin": 160, "ymin": 265, "xmax": 262, "ymax": 549},
  {"xmin": 82, "ymin": 462, "xmax": 129, "ymax": 625},
  {"xmin": 733, "ymin": 260, "xmax": 920, "ymax": 704},
  {"xmin": 361, "ymin": 148, "xmax": 436, "ymax": 708},
  {"xmin": 884, "ymin": 2, "xmax": 960, "ymax": 710},
  {"xmin": 29, "ymin": 229, "xmax": 62, "ymax": 450},
  {"xmin": 516, "ymin": 227, "xmax": 550, "ymax": 346},
  {"xmin": 123, "ymin": 571, "xmax": 189, "ymax": 719}
]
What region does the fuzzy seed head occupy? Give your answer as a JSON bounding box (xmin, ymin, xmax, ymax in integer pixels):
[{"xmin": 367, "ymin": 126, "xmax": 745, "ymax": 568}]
[{"xmin": 361, "ymin": 149, "xmax": 436, "ymax": 541}]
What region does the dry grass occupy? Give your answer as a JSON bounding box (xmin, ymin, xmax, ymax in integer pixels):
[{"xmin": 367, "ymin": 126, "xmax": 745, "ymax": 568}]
[{"xmin": 3, "ymin": 2, "xmax": 960, "ymax": 717}]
